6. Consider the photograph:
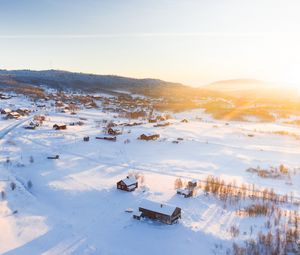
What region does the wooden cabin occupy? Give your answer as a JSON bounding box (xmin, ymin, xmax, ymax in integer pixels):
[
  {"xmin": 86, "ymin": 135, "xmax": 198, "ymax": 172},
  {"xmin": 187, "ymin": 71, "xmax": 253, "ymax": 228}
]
[
  {"xmin": 53, "ymin": 124, "xmax": 67, "ymax": 130},
  {"xmin": 135, "ymin": 200, "xmax": 181, "ymax": 224},
  {"xmin": 148, "ymin": 118, "xmax": 157, "ymax": 123},
  {"xmin": 107, "ymin": 128, "xmax": 122, "ymax": 136},
  {"xmin": 7, "ymin": 112, "xmax": 21, "ymax": 119},
  {"xmin": 138, "ymin": 134, "xmax": 160, "ymax": 141},
  {"xmin": 117, "ymin": 176, "xmax": 138, "ymax": 192},
  {"xmin": 16, "ymin": 108, "xmax": 30, "ymax": 116},
  {"xmin": 33, "ymin": 115, "xmax": 46, "ymax": 122}
]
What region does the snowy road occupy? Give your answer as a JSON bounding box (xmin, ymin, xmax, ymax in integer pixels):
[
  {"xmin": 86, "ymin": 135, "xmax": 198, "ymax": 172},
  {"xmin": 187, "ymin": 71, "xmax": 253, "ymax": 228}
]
[{"xmin": 0, "ymin": 117, "xmax": 31, "ymax": 139}]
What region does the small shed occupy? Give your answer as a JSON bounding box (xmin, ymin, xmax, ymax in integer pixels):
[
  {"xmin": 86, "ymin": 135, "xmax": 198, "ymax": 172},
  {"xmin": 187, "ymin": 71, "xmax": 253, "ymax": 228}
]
[
  {"xmin": 177, "ymin": 188, "xmax": 193, "ymax": 198},
  {"xmin": 133, "ymin": 211, "xmax": 143, "ymax": 220},
  {"xmin": 136, "ymin": 200, "xmax": 181, "ymax": 224},
  {"xmin": 117, "ymin": 176, "xmax": 138, "ymax": 192}
]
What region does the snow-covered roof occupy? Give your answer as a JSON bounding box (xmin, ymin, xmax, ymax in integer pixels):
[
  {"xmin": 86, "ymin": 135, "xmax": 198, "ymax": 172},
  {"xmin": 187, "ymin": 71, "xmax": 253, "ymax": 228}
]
[
  {"xmin": 177, "ymin": 188, "xmax": 190, "ymax": 195},
  {"xmin": 133, "ymin": 211, "xmax": 143, "ymax": 217},
  {"xmin": 121, "ymin": 176, "xmax": 137, "ymax": 186},
  {"xmin": 139, "ymin": 200, "xmax": 178, "ymax": 216},
  {"xmin": 3, "ymin": 108, "xmax": 11, "ymax": 113},
  {"xmin": 9, "ymin": 112, "xmax": 21, "ymax": 116},
  {"xmin": 18, "ymin": 107, "xmax": 29, "ymax": 111}
]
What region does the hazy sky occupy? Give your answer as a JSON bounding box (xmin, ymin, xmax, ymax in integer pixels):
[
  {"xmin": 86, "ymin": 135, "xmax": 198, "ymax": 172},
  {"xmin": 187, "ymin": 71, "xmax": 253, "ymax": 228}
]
[{"xmin": 1, "ymin": 0, "xmax": 300, "ymax": 86}]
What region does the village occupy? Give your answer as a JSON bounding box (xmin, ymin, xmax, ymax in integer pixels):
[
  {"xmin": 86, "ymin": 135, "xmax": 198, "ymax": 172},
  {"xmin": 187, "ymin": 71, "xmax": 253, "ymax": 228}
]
[{"xmin": 0, "ymin": 89, "xmax": 300, "ymax": 255}]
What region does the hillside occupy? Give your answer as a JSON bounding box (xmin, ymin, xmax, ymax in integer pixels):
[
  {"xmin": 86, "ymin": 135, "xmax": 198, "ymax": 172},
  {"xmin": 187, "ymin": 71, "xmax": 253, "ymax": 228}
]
[{"xmin": 0, "ymin": 69, "xmax": 184, "ymax": 93}]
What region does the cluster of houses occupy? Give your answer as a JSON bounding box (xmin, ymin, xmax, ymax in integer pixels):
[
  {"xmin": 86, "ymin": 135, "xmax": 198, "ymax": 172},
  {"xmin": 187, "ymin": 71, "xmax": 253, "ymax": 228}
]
[
  {"xmin": 116, "ymin": 175, "xmax": 198, "ymax": 225},
  {"xmin": 0, "ymin": 107, "xmax": 31, "ymax": 119}
]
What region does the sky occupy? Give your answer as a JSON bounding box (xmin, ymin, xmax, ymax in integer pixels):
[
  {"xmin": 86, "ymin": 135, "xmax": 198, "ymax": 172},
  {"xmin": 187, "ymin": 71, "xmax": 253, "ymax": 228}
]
[{"xmin": 1, "ymin": 0, "xmax": 300, "ymax": 87}]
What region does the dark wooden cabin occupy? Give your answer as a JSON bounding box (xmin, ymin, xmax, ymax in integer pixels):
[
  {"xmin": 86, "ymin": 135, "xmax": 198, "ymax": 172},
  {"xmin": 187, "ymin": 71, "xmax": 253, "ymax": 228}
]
[
  {"xmin": 53, "ymin": 124, "xmax": 67, "ymax": 130},
  {"xmin": 117, "ymin": 176, "xmax": 138, "ymax": 192},
  {"xmin": 136, "ymin": 200, "xmax": 181, "ymax": 224}
]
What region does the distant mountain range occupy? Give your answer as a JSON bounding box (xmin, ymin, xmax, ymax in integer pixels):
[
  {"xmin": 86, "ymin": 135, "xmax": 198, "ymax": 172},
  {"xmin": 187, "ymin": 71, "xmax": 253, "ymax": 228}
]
[
  {"xmin": 203, "ymin": 79, "xmax": 275, "ymax": 92},
  {"xmin": 202, "ymin": 79, "xmax": 297, "ymax": 99}
]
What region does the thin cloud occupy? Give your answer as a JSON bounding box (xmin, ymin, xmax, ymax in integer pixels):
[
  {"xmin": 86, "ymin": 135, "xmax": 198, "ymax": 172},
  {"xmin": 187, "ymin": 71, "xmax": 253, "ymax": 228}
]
[{"xmin": 0, "ymin": 32, "xmax": 271, "ymax": 39}]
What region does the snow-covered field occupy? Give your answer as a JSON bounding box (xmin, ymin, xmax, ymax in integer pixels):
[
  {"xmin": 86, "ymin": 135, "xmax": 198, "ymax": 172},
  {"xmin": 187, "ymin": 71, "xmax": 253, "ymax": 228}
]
[{"xmin": 0, "ymin": 94, "xmax": 299, "ymax": 255}]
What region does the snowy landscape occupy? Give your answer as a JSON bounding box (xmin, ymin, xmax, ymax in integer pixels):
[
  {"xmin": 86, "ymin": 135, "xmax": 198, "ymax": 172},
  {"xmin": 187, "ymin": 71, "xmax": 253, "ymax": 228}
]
[{"xmin": 0, "ymin": 81, "xmax": 299, "ymax": 255}]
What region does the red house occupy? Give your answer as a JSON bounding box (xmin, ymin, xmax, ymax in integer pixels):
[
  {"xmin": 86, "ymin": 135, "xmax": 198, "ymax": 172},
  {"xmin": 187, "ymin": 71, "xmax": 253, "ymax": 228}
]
[{"xmin": 117, "ymin": 176, "xmax": 138, "ymax": 192}]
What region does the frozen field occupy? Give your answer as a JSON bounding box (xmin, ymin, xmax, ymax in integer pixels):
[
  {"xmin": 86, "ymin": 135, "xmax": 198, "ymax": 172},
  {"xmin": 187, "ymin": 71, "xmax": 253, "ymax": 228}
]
[{"xmin": 0, "ymin": 95, "xmax": 299, "ymax": 255}]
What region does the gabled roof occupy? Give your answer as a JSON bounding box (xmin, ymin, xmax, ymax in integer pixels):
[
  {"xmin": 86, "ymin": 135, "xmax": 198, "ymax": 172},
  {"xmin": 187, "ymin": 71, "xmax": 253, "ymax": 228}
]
[
  {"xmin": 121, "ymin": 176, "xmax": 137, "ymax": 186},
  {"xmin": 139, "ymin": 200, "xmax": 179, "ymax": 216}
]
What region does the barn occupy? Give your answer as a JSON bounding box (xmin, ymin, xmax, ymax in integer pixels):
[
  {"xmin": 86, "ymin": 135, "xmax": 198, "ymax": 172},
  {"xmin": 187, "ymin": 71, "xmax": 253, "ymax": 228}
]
[
  {"xmin": 117, "ymin": 176, "xmax": 138, "ymax": 192},
  {"xmin": 136, "ymin": 200, "xmax": 181, "ymax": 224}
]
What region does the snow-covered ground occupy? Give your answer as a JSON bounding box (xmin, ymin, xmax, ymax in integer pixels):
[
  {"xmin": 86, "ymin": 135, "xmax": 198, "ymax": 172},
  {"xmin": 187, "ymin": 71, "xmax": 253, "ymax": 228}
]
[{"xmin": 0, "ymin": 94, "xmax": 299, "ymax": 254}]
